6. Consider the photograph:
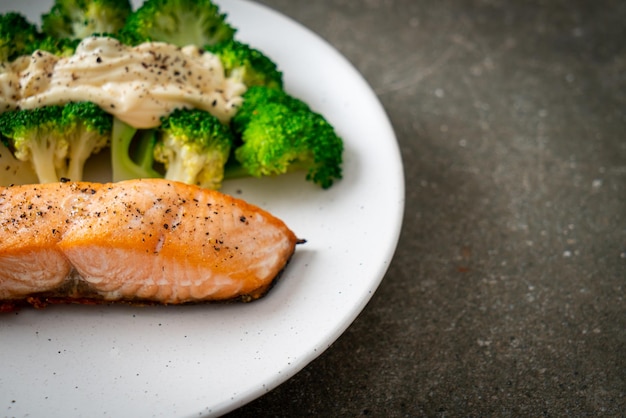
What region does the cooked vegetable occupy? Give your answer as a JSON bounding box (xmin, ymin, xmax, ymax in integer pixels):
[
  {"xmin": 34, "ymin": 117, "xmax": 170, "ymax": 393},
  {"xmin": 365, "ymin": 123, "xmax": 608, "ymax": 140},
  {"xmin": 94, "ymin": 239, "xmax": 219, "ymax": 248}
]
[
  {"xmin": 0, "ymin": 12, "xmax": 41, "ymax": 62},
  {"xmin": 229, "ymin": 86, "xmax": 343, "ymax": 189},
  {"xmin": 0, "ymin": 106, "xmax": 68, "ymax": 184},
  {"xmin": 120, "ymin": 0, "xmax": 236, "ymax": 47},
  {"xmin": 110, "ymin": 118, "xmax": 161, "ymax": 182},
  {"xmin": 205, "ymin": 39, "xmax": 283, "ymax": 90},
  {"xmin": 0, "ymin": 0, "xmax": 343, "ymax": 190},
  {"xmin": 154, "ymin": 108, "xmax": 233, "ymax": 190},
  {"xmin": 41, "ymin": 0, "xmax": 133, "ymax": 40},
  {"xmin": 62, "ymin": 101, "xmax": 112, "ymax": 181},
  {"xmin": 0, "ymin": 103, "xmax": 113, "ymax": 184},
  {"xmin": 230, "ymin": 84, "xmax": 309, "ymax": 138},
  {"xmin": 31, "ymin": 35, "xmax": 81, "ymax": 57}
]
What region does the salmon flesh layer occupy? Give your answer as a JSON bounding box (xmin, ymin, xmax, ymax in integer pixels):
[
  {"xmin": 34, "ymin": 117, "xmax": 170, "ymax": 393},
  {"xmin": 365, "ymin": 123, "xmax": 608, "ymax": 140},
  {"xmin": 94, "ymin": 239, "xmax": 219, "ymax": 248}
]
[{"xmin": 0, "ymin": 179, "xmax": 299, "ymax": 308}]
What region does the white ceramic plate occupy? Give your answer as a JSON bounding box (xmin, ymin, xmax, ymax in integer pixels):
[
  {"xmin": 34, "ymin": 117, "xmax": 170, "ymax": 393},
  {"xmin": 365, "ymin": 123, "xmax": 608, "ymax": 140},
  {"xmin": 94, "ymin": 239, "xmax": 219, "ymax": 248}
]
[{"xmin": 0, "ymin": 1, "xmax": 404, "ymax": 416}]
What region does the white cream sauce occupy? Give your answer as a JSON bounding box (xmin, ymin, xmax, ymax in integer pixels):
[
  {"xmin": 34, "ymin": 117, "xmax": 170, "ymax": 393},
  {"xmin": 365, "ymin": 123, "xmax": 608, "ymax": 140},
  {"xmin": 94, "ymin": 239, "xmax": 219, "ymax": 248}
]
[{"xmin": 0, "ymin": 36, "xmax": 245, "ymax": 128}]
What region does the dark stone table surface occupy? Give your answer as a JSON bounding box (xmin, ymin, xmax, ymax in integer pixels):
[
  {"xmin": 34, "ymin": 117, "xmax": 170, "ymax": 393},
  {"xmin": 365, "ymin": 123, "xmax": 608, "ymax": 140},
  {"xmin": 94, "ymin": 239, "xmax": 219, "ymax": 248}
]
[{"xmin": 227, "ymin": 0, "xmax": 625, "ymax": 416}]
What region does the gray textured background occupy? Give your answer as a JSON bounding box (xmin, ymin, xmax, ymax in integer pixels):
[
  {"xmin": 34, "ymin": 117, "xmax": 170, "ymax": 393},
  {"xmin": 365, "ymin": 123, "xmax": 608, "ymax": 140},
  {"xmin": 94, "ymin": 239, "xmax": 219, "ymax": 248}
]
[{"xmin": 227, "ymin": 0, "xmax": 625, "ymax": 416}]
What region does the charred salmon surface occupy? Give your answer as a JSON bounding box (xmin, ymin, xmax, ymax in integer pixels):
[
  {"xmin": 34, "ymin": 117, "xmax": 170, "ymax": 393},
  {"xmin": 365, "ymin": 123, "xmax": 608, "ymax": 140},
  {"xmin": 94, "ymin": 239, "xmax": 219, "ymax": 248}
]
[{"xmin": 0, "ymin": 179, "xmax": 299, "ymax": 309}]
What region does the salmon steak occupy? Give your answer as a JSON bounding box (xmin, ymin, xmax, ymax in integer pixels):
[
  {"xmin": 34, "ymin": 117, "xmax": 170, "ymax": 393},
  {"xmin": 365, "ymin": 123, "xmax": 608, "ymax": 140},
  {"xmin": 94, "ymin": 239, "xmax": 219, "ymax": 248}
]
[{"xmin": 0, "ymin": 179, "xmax": 299, "ymax": 309}]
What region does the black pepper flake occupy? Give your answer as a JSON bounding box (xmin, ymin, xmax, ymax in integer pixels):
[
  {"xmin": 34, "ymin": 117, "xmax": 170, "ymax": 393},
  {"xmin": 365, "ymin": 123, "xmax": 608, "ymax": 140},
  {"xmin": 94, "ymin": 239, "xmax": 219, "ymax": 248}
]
[{"xmin": 96, "ymin": 56, "xmax": 102, "ymax": 63}]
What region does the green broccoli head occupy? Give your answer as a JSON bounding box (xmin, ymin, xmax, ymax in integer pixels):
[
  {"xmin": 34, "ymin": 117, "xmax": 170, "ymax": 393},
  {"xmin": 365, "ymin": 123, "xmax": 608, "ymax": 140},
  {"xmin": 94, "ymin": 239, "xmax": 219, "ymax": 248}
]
[
  {"xmin": 205, "ymin": 40, "xmax": 283, "ymax": 90},
  {"xmin": 121, "ymin": 0, "xmax": 236, "ymax": 47},
  {"xmin": 61, "ymin": 102, "xmax": 113, "ymax": 181},
  {"xmin": 0, "ymin": 106, "xmax": 69, "ymax": 183},
  {"xmin": 230, "ymin": 85, "xmax": 309, "ymax": 138},
  {"xmin": 232, "ymin": 87, "xmax": 343, "ymax": 189},
  {"xmin": 154, "ymin": 108, "xmax": 234, "ymax": 190},
  {"xmin": 32, "ymin": 35, "xmax": 81, "ymax": 57},
  {"xmin": 41, "ymin": 0, "xmax": 133, "ymax": 40},
  {"xmin": 0, "ymin": 12, "xmax": 41, "ymax": 62}
]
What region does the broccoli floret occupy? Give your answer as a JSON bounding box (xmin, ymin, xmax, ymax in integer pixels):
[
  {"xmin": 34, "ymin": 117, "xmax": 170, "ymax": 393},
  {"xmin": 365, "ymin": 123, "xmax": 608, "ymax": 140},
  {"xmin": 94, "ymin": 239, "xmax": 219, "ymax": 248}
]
[
  {"xmin": 41, "ymin": 0, "xmax": 132, "ymax": 40},
  {"xmin": 110, "ymin": 118, "xmax": 162, "ymax": 182},
  {"xmin": 121, "ymin": 0, "xmax": 236, "ymax": 47},
  {"xmin": 154, "ymin": 108, "xmax": 233, "ymax": 190},
  {"xmin": 230, "ymin": 85, "xmax": 309, "ymax": 139},
  {"xmin": 0, "ymin": 102, "xmax": 115, "ymax": 183},
  {"xmin": 0, "ymin": 12, "xmax": 80, "ymax": 61},
  {"xmin": 62, "ymin": 102, "xmax": 112, "ymax": 181},
  {"xmin": 32, "ymin": 35, "xmax": 81, "ymax": 57},
  {"xmin": 0, "ymin": 106, "xmax": 69, "ymax": 184},
  {"xmin": 0, "ymin": 12, "xmax": 41, "ymax": 62},
  {"xmin": 230, "ymin": 86, "xmax": 343, "ymax": 189},
  {"xmin": 205, "ymin": 40, "xmax": 283, "ymax": 90}
]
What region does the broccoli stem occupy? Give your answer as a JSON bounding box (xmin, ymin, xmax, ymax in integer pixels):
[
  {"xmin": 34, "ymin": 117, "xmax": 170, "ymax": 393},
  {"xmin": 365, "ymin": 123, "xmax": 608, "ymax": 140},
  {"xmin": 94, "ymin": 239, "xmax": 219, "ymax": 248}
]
[
  {"xmin": 66, "ymin": 132, "xmax": 100, "ymax": 182},
  {"xmin": 162, "ymin": 150, "xmax": 201, "ymax": 185},
  {"xmin": 111, "ymin": 118, "xmax": 161, "ymax": 182},
  {"xmin": 133, "ymin": 129, "xmax": 158, "ymax": 172},
  {"xmin": 29, "ymin": 136, "xmax": 65, "ymax": 183}
]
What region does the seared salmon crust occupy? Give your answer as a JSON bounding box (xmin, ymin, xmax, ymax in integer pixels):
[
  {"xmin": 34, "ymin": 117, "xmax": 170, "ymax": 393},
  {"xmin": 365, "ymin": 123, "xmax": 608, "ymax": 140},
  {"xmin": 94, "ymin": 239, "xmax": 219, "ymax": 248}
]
[{"xmin": 0, "ymin": 179, "xmax": 299, "ymax": 309}]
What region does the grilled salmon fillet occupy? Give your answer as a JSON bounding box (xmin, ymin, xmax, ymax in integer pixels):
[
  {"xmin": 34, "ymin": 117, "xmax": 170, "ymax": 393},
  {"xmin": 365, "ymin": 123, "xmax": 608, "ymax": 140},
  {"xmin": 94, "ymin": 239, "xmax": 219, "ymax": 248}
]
[{"xmin": 0, "ymin": 179, "xmax": 299, "ymax": 309}]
